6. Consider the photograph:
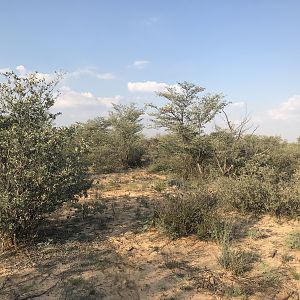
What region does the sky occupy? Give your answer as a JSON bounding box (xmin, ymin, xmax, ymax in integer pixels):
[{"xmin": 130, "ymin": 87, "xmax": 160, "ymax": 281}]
[{"xmin": 0, "ymin": 0, "xmax": 300, "ymax": 141}]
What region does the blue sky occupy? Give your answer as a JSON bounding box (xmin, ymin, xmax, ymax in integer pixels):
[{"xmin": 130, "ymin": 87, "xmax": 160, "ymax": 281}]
[{"xmin": 1, "ymin": 0, "xmax": 300, "ymax": 140}]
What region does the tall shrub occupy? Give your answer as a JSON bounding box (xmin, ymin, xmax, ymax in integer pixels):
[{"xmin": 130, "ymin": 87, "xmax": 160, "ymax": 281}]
[{"xmin": 0, "ymin": 72, "xmax": 90, "ymax": 246}]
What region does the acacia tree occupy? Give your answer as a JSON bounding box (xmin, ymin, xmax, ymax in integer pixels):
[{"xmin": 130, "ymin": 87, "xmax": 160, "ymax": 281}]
[
  {"xmin": 78, "ymin": 117, "xmax": 120, "ymax": 172},
  {"xmin": 108, "ymin": 103, "xmax": 144, "ymax": 168},
  {"xmin": 149, "ymin": 82, "xmax": 228, "ymax": 142},
  {"xmin": 148, "ymin": 82, "xmax": 228, "ymax": 178},
  {"xmin": 0, "ymin": 72, "xmax": 90, "ymax": 246}
]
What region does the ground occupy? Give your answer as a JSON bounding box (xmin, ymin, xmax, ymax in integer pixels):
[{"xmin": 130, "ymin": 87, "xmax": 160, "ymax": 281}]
[{"xmin": 0, "ymin": 170, "xmax": 299, "ymax": 299}]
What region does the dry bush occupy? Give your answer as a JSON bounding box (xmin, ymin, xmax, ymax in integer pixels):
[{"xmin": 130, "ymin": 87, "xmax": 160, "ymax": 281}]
[{"xmin": 154, "ymin": 188, "xmax": 234, "ymax": 243}]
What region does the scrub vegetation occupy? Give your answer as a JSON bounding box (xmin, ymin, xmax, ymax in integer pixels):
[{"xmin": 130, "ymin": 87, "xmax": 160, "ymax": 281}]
[{"xmin": 0, "ymin": 72, "xmax": 299, "ymax": 299}]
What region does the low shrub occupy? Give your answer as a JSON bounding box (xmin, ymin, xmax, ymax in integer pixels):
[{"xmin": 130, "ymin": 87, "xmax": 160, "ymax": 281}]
[
  {"xmin": 218, "ymin": 245, "xmax": 259, "ymax": 276},
  {"xmin": 152, "ymin": 180, "xmax": 167, "ymax": 192},
  {"xmin": 216, "ymin": 173, "xmax": 300, "ymax": 217},
  {"xmin": 286, "ymin": 231, "xmax": 300, "ymax": 250},
  {"xmin": 154, "ymin": 188, "xmax": 234, "ymax": 242}
]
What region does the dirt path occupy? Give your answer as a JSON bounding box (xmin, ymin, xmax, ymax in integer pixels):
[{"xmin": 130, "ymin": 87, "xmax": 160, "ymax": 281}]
[{"xmin": 0, "ymin": 170, "xmax": 299, "ymax": 299}]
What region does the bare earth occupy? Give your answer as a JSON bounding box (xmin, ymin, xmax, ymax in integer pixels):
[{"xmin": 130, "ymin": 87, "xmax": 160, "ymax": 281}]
[{"xmin": 0, "ymin": 170, "xmax": 299, "ymax": 299}]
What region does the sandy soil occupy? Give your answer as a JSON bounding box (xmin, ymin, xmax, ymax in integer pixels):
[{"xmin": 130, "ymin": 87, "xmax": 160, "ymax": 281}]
[{"xmin": 0, "ymin": 170, "xmax": 299, "ymax": 299}]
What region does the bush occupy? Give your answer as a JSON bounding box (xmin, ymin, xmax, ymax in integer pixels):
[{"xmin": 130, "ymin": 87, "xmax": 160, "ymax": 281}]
[
  {"xmin": 286, "ymin": 231, "xmax": 300, "ymax": 250},
  {"xmin": 217, "ymin": 163, "xmax": 300, "ymax": 217},
  {"xmin": 154, "ymin": 187, "xmax": 233, "ymax": 242},
  {"xmin": 218, "ymin": 176, "xmax": 274, "ymax": 215},
  {"xmin": 218, "ymin": 245, "xmax": 259, "ymax": 276},
  {"xmin": 78, "ymin": 103, "xmax": 145, "ymax": 173},
  {"xmin": 0, "ymin": 72, "xmax": 91, "ymax": 246}
]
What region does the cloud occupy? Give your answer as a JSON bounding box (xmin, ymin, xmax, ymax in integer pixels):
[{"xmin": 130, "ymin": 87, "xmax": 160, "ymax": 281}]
[
  {"xmin": 268, "ymin": 95, "xmax": 300, "ymax": 120},
  {"xmin": 133, "ymin": 60, "xmax": 149, "ymax": 69},
  {"xmin": 96, "ymin": 73, "xmax": 115, "ymax": 80},
  {"xmin": 1, "ymin": 65, "xmax": 27, "ymax": 75},
  {"xmin": 16, "ymin": 65, "xmax": 26, "ymax": 75},
  {"xmin": 0, "ymin": 67, "xmax": 11, "ymax": 73},
  {"xmin": 54, "ymin": 86, "xmax": 121, "ymax": 109},
  {"xmin": 0, "ymin": 65, "xmax": 57, "ymax": 82},
  {"xmin": 128, "ymin": 81, "xmax": 168, "ymax": 93},
  {"xmin": 52, "ymin": 86, "xmax": 123, "ymax": 125},
  {"xmin": 0, "ymin": 65, "xmax": 115, "ymax": 82},
  {"xmin": 67, "ymin": 68, "xmax": 115, "ymax": 80}
]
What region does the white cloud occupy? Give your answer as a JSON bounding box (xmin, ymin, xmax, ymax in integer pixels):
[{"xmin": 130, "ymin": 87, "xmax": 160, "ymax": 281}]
[
  {"xmin": 1, "ymin": 65, "xmax": 115, "ymax": 82},
  {"xmin": 67, "ymin": 68, "xmax": 115, "ymax": 80},
  {"xmin": 0, "ymin": 67, "xmax": 11, "ymax": 73},
  {"xmin": 96, "ymin": 72, "xmax": 115, "ymax": 80},
  {"xmin": 16, "ymin": 65, "xmax": 26, "ymax": 75},
  {"xmin": 1, "ymin": 65, "xmax": 28, "ymax": 76},
  {"xmin": 133, "ymin": 60, "xmax": 149, "ymax": 69},
  {"xmin": 268, "ymin": 95, "xmax": 300, "ymax": 120},
  {"xmin": 128, "ymin": 81, "xmax": 168, "ymax": 93},
  {"xmin": 54, "ymin": 86, "xmax": 121, "ymax": 109},
  {"xmin": 0, "ymin": 65, "xmax": 57, "ymax": 82}
]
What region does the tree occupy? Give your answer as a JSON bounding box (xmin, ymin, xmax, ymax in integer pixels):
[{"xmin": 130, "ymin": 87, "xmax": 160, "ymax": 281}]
[
  {"xmin": 149, "ymin": 81, "xmax": 228, "ymax": 142},
  {"xmin": 78, "ymin": 117, "xmax": 120, "ymax": 173},
  {"xmin": 148, "ymin": 82, "xmax": 228, "ymax": 178},
  {"xmin": 0, "ymin": 72, "xmax": 90, "ymax": 246},
  {"xmin": 108, "ymin": 103, "xmax": 144, "ymax": 168}
]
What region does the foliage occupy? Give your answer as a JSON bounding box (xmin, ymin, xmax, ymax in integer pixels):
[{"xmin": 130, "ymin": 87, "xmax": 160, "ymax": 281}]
[
  {"xmin": 145, "ymin": 83, "xmax": 300, "ymax": 228},
  {"xmin": 154, "ymin": 187, "xmax": 234, "ymax": 242},
  {"xmin": 147, "ymin": 82, "xmax": 228, "ymax": 179},
  {"xmin": 286, "ymin": 231, "xmax": 300, "ymax": 250},
  {"xmin": 108, "ymin": 103, "xmax": 144, "ymax": 168},
  {"xmin": 149, "ymin": 82, "xmax": 228, "ymax": 141},
  {"xmin": 78, "ymin": 103, "xmax": 145, "ymax": 173},
  {"xmin": 218, "ymin": 245, "xmax": 259, "ymax": 276},
  {"xmin": 0, "ymin": 72, "xmax": 90, "ymax": 246},
  {"xmin": 216, "ymin": 156, "xmax": 300, "ymax": 217},
  {"xmin": 77, "ymin": 117, "xmax": 120, "ymax": 172}
]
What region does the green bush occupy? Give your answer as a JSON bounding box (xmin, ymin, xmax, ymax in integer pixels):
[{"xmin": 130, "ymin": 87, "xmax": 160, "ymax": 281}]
[
  {"xmin": 218, "ymin": 245, "xmax": 259, "ymax": 276},
  {"xmin": 217, "ymin": 172, "xmax": 300, "ymax": 217},
  {"xmin": 78, "ymin": 103, "xmax": 145, "ymax": 173},
  {"xmin": 286, "ymin": 231, "xmax": 300, "ymax": 250},
  {"xmin": 0, "ymin": 72, "xmax": 91, "ymax": 246},
  {"xmin": 154, "ymin": 187, "xmax": 233, "ymax": 242}
]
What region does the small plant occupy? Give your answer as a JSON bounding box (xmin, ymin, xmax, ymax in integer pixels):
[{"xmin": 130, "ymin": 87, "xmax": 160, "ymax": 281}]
[
  {"xmin": 164, "ymin": 259, "xmax": 182, "ymax": 269},
  {"xmin": 73, "ymin": 201, "xmax": 106, "ymax": 220},
  {"xmin": 247, "ymin": 228, "xmax": 267, "ymax": 240},
  {"xmin": 281, "ymin": 253, "xmax": 294, "ymax": 263},
  {"xmin": 218, "ymin": 245, "xmax": 259, "ymax": 276},
  {"xmin": 209, "ymin": 219, "xmax": 234, "ymax": 244},
  {"xmin": 225, "ymin": 285, "xmax": 245, "ymax": 298},
  {"xmin": 167, "ymin": 178, "xmax": 185, "ymax": 188},
  {"xmin": 256, "ymin": 265, "xmax": 282, "ymax": 289},
  {"xmin": 286, "ymin": 231, "xmax": 300, "ymax": 250},
  {"xmin": 289, "ymin": 268, "xmax": 300, "ymax": 280},
  {"xmin": 153, "ymin": 180, "xmax": 167, "ymax": 192},
  {"xmin": 69, "ymin": 277, "xmax": 86, "ymax": 286}
]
